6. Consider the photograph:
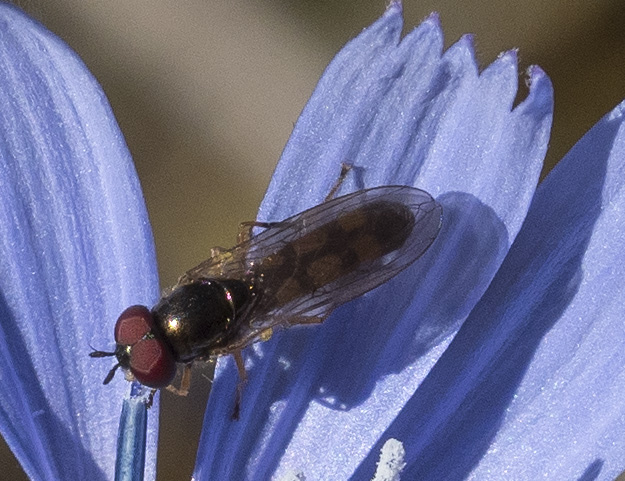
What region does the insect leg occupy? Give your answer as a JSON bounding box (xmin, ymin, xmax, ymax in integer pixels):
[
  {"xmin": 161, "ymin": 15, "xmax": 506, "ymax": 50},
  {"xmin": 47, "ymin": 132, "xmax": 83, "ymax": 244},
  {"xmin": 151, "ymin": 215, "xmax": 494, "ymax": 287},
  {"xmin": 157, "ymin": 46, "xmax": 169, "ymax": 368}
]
[
  {"xmin": 145, "ymin": 389, "xmax": 157, "ymax": 409},
  {"xmin": 236, "ymin": 163, "xmax": 352, "ymax": 244},
  {"xmin": 231, "ymin": 349, "xmax": 248, "ymax": 420},
  {"xmin": 281, "ymin": 314, "xmax": 328, "ymax": 327},
  {"xmin": 237, "ymin": 220, "xmax": 282, "ymax": 244},
  {"xmin": 325, "ymin": 163, "xmax": 353, "ymax": 201},
  {"xmin": 165, "ymin": 363, "xmax": 192, "ymax": 396}
]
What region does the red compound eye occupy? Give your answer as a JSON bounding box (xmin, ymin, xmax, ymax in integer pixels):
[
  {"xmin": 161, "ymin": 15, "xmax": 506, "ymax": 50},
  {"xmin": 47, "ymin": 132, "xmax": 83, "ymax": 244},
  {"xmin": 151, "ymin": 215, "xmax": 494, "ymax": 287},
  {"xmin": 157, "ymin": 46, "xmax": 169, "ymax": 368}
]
[
  {"xmin": 112, "ymin": 305, "xmax": 177, "ymax": 388},
  {"xmin": 114, "ymin": 305, "xmax": 154, "ymax": 346},
  {"xmin": 129, "ymin": 338, "xmax": 177, "ymax": 388},
  {"xmin": 92, "ymin": 304, "xmax": 177, "ymax": 388}
]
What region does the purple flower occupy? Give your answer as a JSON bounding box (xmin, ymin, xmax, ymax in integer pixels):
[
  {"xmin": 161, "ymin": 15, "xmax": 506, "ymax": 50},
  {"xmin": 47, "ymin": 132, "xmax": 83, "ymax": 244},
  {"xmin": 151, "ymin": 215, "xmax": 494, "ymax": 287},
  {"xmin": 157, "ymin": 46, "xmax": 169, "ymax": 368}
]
[
  {"xmin": 0, "ymin": 4, "xmax": 158, "ymax": 480},
  {"xmin": 1, "ymin": 2, "xmax": 624, "ymax": 480}
]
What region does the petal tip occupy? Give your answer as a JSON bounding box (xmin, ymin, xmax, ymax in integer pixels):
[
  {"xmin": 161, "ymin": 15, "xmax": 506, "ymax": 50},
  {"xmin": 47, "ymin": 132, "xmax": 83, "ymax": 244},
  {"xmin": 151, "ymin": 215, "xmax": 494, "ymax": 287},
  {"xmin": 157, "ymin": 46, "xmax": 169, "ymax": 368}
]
[
  {"xmin": 443, "ymin": 33, "xmax": 478, "ymax": 71},
  {"xmin": 526, "ymin": 65, "xmax": 553, "ymax": 98},
  {"xmin": 424, "ymin": 11, "xmax": 441, "ymax": 28},
  {"xmin": 409, "ymin": 12, "xmax": 443, "ymax": 43},
  {"xmin": 498, "ymin": 49, "xmax": 518, "ymax": 64},
  {"xmin": 527, "ymin": 64, "xmax": 546, "ymax": 81},
  {"xmin": 458, "ymin": 32, "xmax": 475, "ymax": 47},
  {"xmin": 385, "ymin": 0, "xmax": 403, "ymax": 14},
  {"xmin": 607, "ymin": 99, "xmax": 625, "ymax": 122},
  {"xmin": 515, "ymin": 65, "xmax": 553, "ymax": 119}
]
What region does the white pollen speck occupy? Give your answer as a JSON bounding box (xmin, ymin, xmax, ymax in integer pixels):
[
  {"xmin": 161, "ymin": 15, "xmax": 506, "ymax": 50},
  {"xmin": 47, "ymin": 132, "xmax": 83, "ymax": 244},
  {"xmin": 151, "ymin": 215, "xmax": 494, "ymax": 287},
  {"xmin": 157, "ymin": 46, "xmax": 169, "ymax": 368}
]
[
  {"xmin": 278, "ymin": 470, "xmax": 306, "ymax": 481},
  {"xmin": 278, "ymin": 356, "xmax": 291, "ymax": 369},
  {"xmin": 371, "ymin": 438, "xmax": 406, "ymax": 481}
]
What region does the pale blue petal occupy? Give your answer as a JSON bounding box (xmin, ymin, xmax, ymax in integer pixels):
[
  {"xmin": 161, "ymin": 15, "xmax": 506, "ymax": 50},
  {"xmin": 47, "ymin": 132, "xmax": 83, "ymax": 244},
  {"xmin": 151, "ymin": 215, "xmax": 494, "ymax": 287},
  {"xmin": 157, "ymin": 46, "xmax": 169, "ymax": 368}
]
[
  {"xmin": 0, "ymin": 5, "xmax": 159, "ymax": 480},
  {"xmin": 195, "ymin": 3, "xmax": 553, "ymax": 480},
  {"xmin": 351, "ymin": 101, "xmax": 625, "ymax": 480},
  {"xmin": 473, "ymin": 101, "xmax": 625, "ymax": 480}
]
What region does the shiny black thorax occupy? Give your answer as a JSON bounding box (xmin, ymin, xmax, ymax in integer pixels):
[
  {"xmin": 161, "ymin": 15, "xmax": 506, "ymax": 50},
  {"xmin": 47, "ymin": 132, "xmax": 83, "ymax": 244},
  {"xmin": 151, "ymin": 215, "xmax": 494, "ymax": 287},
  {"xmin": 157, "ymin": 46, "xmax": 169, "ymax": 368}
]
[{"xmin": 151, "ymin": 278, "xmax": 253, "ymax": 362}]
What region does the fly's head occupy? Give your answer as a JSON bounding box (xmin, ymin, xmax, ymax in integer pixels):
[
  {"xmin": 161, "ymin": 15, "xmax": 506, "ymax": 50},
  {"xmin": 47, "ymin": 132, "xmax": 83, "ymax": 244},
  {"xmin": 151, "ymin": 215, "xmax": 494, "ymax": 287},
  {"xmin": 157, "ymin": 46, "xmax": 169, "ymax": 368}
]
[{"xmin": 90, "ymin": 305, "xmax": 177, "ymax": 389}]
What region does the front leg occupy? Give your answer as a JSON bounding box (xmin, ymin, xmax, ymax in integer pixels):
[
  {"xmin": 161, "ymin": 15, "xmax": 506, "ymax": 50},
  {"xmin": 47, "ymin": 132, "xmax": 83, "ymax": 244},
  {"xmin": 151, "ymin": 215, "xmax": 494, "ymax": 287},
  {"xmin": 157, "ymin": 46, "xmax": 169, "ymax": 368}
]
[
  {"xmin": 283, "ymin": 314, "xmax": 328, "ymax": 327},
  {"xmin": 166, "ymin": 363, "xmax": 193, "ymax": 396},
  {"xmin": 231, "ymin": 350, "xmax": 248, "ymax": 420},
  {"xmin": 235, "ymin": 163, "xmax": 352, "ymax": 246},
  {"xmin": 237, "ymin": 220, "xmax": 283, "ymax": 244},
  {"xmin": 325, "ymin": 162, "xmax": 353, "ymax": 201}
]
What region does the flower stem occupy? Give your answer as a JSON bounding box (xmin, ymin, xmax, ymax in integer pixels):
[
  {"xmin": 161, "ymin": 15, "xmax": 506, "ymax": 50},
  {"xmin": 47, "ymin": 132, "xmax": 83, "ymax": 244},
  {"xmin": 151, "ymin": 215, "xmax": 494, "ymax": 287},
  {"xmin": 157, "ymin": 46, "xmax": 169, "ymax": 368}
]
[{"xmin": 115, "ymin": 383, "xmax": 148, "ymax": 481}]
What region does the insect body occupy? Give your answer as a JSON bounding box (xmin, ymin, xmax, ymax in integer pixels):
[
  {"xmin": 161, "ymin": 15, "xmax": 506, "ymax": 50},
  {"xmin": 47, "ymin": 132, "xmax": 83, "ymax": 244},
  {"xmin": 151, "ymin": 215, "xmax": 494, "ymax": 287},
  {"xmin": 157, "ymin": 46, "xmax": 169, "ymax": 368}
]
[{"xmin": 91, "ymin": 185, "xmax": 442, "ymax": 409}]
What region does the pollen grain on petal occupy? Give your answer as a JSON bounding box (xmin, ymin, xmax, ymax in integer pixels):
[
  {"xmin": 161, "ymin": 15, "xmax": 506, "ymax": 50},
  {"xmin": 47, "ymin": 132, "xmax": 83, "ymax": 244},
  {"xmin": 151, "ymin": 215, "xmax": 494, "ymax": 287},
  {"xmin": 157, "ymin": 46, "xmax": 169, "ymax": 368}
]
[
  {"xmin": 278, "ymin": 470, "xmax": 306, "ymax": 481},
  {"xmin": 371, "ymin": 438, "xmax": 406, "ymax": 481}
]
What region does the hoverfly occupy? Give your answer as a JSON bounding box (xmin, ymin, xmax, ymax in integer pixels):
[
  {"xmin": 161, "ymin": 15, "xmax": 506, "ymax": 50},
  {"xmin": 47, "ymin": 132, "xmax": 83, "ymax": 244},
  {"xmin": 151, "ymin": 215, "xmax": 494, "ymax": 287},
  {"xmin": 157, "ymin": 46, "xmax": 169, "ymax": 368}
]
[{"xmin": 91, "ymin": 172, "xmax": 442, "ymax": 418}]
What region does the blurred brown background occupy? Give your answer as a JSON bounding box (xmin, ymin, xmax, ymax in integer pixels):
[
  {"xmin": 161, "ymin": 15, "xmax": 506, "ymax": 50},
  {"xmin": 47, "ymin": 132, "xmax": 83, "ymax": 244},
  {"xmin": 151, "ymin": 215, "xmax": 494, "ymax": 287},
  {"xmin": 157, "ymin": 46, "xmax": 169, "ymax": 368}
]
[{"xmin": 2, "ymin": 1, "xmax": 625, "ymax": 480}]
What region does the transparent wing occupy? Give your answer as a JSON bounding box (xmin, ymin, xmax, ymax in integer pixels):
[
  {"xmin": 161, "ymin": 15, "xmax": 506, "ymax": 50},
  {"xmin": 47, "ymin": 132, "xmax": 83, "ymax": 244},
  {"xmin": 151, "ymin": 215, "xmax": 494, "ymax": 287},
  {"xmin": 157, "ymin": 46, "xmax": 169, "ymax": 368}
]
[{"xmin": 178, "ymin": 186, "xmax": 442, "ymax": 345}]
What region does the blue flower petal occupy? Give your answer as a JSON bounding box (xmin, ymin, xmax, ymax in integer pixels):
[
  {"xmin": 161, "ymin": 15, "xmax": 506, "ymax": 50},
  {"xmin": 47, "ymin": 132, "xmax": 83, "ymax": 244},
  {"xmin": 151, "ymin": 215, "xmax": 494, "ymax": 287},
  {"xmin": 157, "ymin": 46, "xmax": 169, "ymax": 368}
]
[
  {"xmin": 0, "ymin": 5, "xmax": 159, "ymax": 480},
  {"xmin": 195, "ymin": 5, "xmax": 553, "ymax": 480},
  {"xmin": 351, "ymin": 101, "xmax": 625, "ymax": 479}
]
